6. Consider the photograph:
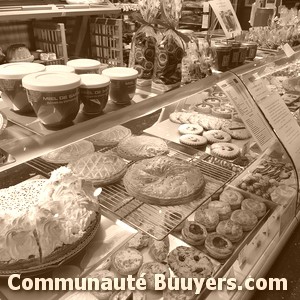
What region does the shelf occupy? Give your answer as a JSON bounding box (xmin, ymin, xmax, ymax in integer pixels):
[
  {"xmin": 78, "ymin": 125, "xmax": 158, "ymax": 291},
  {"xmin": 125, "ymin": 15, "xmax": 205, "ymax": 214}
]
[{"xmin": 0, "ymin": 3, "xmax": 120, "ymax": 21}]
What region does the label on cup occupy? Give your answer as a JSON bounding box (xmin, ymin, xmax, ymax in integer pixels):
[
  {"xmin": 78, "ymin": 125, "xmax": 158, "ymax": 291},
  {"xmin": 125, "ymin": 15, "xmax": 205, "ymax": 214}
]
[{"xmin": 80, "ymin": 86, "xmax": 109, "ymax": 115}]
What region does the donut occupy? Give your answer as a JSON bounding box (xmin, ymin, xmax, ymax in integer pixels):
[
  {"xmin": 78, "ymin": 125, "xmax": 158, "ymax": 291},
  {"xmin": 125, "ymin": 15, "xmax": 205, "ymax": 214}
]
[
  {"xmin": 241, "ymin": 198, "xmax": 267, "ymax": 219},
  {"xmin": 181, "ymin": 221, "xmax": 208, "ymax": 246},
  {"xmin": 230, "ymin": 209, "xmax": 258, "ymax": 231},
  {"xmin": 194, "ymin": 208, "xmax": 219, "ymax": 232},
  {"xmin": 178, "ymin": 124, "xmax": 204, "ymax": 135},
  {"xmin": 179, "ymin": 134, "xmax": 208, "ymax": 148},
  {"xmin": 208, "ymin": 201, "xmax": 231, "ymax": 220},
  {"xmin": 205, "ymin": 233, "xmax": 234, "ymax": 260},
  {"xmin": 219, "ymin": 189, "xmax": 244, "ymax": 210},
  {"xmin": 210, "ymin": 142, "xmax": 240, "ymax": 159},
  {"xmin": 216, "ymin": 220, "xmax": 243, "ymax": 243},
  {"xmin": 211, "ymin": 107, "xmax": 232, "ymax": 119},
  {"xmin": 194, "ymin": 103, "xmax": 212, "ymax": 114},
  {"xmin": 203, "ymin": 130, "xmax": 232, "ymax": 144}
]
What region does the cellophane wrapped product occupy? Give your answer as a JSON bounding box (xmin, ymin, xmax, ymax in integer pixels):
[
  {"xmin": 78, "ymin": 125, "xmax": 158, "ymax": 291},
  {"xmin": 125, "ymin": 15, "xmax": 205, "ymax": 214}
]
[
  {"xmin": 152, "ymin": 0, "xmax": 186, "ymax": 92},
  {"xmin": 129, "ymin": 0, "xmax": 161, "ymax": 86}
]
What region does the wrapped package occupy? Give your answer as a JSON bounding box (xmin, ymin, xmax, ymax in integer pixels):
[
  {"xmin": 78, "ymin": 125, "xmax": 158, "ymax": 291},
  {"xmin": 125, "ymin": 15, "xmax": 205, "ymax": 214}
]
[
  {"xmin": 129, "ymin": 0, "xmax": 161, "ymax": 86},
  {"xmin": 152, "ymin": 0, "xmax": 186, "ymax": 92}
]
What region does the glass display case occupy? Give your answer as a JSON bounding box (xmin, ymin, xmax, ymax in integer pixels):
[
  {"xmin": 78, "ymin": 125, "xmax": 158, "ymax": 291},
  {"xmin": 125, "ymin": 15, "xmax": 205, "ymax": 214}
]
[{"xmin": 0, "ymin": 48, "xmax": 300, "ymax": 300}]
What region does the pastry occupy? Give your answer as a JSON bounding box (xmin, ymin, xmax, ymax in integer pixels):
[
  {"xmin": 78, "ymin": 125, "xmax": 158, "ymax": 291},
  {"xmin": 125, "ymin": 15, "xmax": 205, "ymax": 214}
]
[
  {"xmin": 179, "ymin": 134, "xmax": 207, "ymax": 148},
  {"xmin": 203, "ymin": 97, "xmax": 221, "ymax": 107},
  {"xmin": 149, "ymin": 236, "xmax": 169, "ymax": 262},
  {"xmin": 212, "ymin": 107, "xmax": 232, "ymax": 119},
  {"xmin": 181, "ymin": 221, "xmax": 207, "ymax": 246},
  {"xmin": 169, "ymin": 112, "xmax": 183, "ymax": 124},
  {"xmin": 219, "ymin": 189, "xmax": 244, "ymax": 210},
  {"xmin": 216, "ymin": 220, "xmax": 243, "ymax": 243},
  {"xmin": 208, "ymin": 201, "xmax": 231, "ymax": 220},
  {"xmin": 221, "ymin": 122, "xmax": 251, "ymax": 140},
  {"xmin": 167, "ymin": 246, "xmax": 214, "ymax": 278},
  {"xmin": 126, "ymin": 231, "xmax": 150, "ymax": 250},
  {"xmin": 117, "ymin": 136, "xmax": 168, "ymax": 161},
  {"xmin": 178, "ymin": 124, "xmax": 204, "ymax": 135},
  {"xmin": 188, "ymin": 113, "xmax": 202, "ymax": 125},
  {"xmin": 179, "ymin": 112, "xmax": 196, "ymax": 124},
  {"xmin": 194, "ymin": 208, "xmax": 219, "ymax": 232},
  {"xmin": 230, "ymin": 209, "xmax": 258, "ymax": 231},
  {"xmin": 41, "ymin": 140, "xmax": 95, "ymax": 164},
  {"xmin": 88, "ymin": 269, "xmax": 115, "ymax": 300},
  {"xmin": 210, "ymin": 142, "xmax": 240, "ymax": 159},
  {"xmin": 6, "ymin": 44, "xmax": 34, "ymax": 62},
  {"xmin": 241, "ymin": 198, "xmax": 267, "ymax": 219},
  {"xmin": 137, "ymin": 262, "xmax": 170, "ymax": 290},
  {"xmin": 194, "ymin": 103, "xmax": 212, "ymax": 114},
  {"xmin": 164, "ymin": 209, "xmax": 185, "ymax": 232},
  {"xmin": 211, "ymin": 92, "xmax": 228, "ymax": 100},
  {"xmin": 68, "ymin": 152, "xmax": 127, "ymax": 186},
  {"xmin": 112, "ymin": 248, "xmax": 143, "ymax": 275},
  {"xmin": 203, "ymin": 130, "xmax": 231, "ymax": 144},
  {"xmin": 87, "ymin": 125, "xmax": 132, "ymax": 147},
  {"xmin": 123, "ymin": 156, "xmax": 206, "ymax": 206},
  {"xmin": 205, "ymin": 233, "xmax": 234, "ymax": 260},
  {"xmin": 0, "ymin": 167, "xmax": 100, "ymax": 270}
]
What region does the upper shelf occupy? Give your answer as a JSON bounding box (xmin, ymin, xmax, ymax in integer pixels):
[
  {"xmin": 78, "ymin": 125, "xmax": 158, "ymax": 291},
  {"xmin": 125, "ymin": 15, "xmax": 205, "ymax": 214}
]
[{"xmin": 0, "ymin": 3, "xmax": 120, "ymax": 21}]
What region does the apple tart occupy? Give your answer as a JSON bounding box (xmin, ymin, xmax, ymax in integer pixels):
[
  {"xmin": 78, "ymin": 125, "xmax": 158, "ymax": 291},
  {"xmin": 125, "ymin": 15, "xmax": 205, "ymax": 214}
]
[
  {"xmin": 117, "ymin": 135, "xmax": 169, "ymax": 161},
  {"xmin": 68, "ymin": 152, "xmax": 127, "ymax": 186},
  {"xmin": 123, "ymin": 156, "xmax": 206, "ymax": 206}
]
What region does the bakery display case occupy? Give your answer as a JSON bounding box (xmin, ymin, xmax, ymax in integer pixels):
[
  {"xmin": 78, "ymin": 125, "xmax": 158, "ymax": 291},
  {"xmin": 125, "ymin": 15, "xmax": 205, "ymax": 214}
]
[{"xmin": 0, "ymin": 48, "xmax": 300, "ymax": 300}]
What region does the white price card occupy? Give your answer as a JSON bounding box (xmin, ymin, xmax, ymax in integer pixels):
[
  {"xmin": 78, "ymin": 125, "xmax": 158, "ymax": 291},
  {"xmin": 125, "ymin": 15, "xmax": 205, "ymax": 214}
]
[
  {"xmin": 217, "ymin": 74, "xmax": 275, "ymax": 152},
  {"xmin": 209, "ymin": 0, "xmax": 242, "ymax": 38},
  {"xmin": 243, "ymin": 74, "xmax": 300, "ymax": 171},
  {"xmin": 282, "ymin": 43, "xmax": 295, "ymax": 58}
]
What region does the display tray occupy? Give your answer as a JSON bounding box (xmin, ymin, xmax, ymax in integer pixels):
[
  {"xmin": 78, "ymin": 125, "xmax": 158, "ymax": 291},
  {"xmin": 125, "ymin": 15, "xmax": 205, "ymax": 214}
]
[
  {"xmin": 0, "ymin": 214, "xmax": 101, "ymax": 278},
  {"xmin": 60, "ymin": 233, "xmax": 221, "ymax": 300}
]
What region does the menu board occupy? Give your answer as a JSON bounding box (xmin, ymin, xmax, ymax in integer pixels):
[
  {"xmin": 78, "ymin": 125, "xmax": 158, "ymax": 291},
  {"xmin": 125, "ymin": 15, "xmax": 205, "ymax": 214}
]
[
  {"xmin": 217, "ymin": 74, "xmax": 275, "ymax": 152},
  {"xmin": 209, "ymin": 0, "xmax": 242, "ymax": 38},
  {"xmin": 243, "ymin": 74, "xmax": 300, "ymax": 171}
]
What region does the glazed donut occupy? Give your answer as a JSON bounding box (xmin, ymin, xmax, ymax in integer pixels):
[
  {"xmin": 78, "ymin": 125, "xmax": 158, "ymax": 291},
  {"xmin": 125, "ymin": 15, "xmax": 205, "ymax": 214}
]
[
  {"xmin": 241, "ymin": 198, "xmax": 267, "ymax": 219},
  {"xmin": 181, "ymin": 221, "xmax": 207, "ymax": 246},
  {"xmin": 205, "ymin": 233, "xmax": 233, "ymax": 260},
  {"xmin": 230, "ymin": 209, "xmax": 258, "ymax": 231},
  {"xmin": 219, "ymin": 189, "xmax": 244, "ymax": 210},
  {"xmin": 216, "ymin": 220, "xmax": 243, "ymax": 243},
  {"xmin": 194, "ymin": 208, "xmax": 219, "ymax": 232},
  {"xmin": 208, "ymin": 201, "xmax": 231, "ymax": 220}
]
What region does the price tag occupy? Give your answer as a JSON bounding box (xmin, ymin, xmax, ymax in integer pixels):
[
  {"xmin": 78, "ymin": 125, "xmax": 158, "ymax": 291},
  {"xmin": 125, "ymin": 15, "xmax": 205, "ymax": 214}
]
[{"xmin": 282, "ymin": 43, "xmax": 295, "ymax": 58}]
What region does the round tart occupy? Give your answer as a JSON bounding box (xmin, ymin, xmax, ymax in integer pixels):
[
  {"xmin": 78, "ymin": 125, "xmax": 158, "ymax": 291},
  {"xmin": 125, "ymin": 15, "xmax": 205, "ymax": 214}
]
[
  {"xmin": 208, "ymin": 201, "xmax": 231, "ymax": 220},
  {"xmin": 221, "ymin": 122, "xmax": 251, "ymax": 140},
  {"xmin": 169, "ymin": 112, "xmax": 183, "ymax": 124},
  {"xmin": 167, "ymin": 246, "xmax": 214, "ymax": 278},
  {"xmin": 179, "ymin": 134, "xmax": 207, "ymax": 148},
  {"xmin": 219, "ymin": 189, "xmax": 244, "ymax": 210},
  {"xmin": 123, "ymin": 156, "xmax": 206, "ymax": 206},
  {"xmin": 203, "ymin": 130, "xmax": 231, "ymax": 144},
  {"xmin": 117, "ymin": 136, "xmax": 168, "ymax": 161},
  {"xmin": 216, "ymin": 220, "xmax": 243, "ymax": 243},
  {"xmin": 210, "ymin": 142, "xmax": 240, "ymax": 159},
  {"xmin": 178, "ymin": 123, "xmax": 204, "ymax": 135},
  {"xmin": 212, "ymin": 107, "xmax": 232, "ymax": 119},
  {"xmin": 88, "ymin": 269, "xmax": 115, "ymax": 300},
  {"xmin": 112, "ymin": 248, "xmax": 143, "ymax": 275},
  {"xmin": 203, "ymin": 97, "xmax": 221, "ymax": 107},
  {"xmin": 211, "ymin": 92, "xmax": 228, "ymax": 100},
  {"xmin": 230, "ymin": 209, "xmax": 258, "ymax": 231},
  {"xmin": 194, "ymin": 208, "xmax": 219, "ymax": 232},
  {"xmin": 194, "ymin": 103, "xmax": 212, "ymax": 114},
  {"xmin": 87, "ymin": 125, "xmax": 131, "ymax": 147},
  {"xmin": 164, "ymin": 209, "xmax": 185, "ymax": 232},
  {"xmin": 68, "ymin": 152, "xmax": 127, "ymax": 186},
  {"xmin": 241, "ymin": 198, "xmax": 267, "ymax": 219},
  {"xmin": 205, "ymin": 233, "xmax": 234, "ymax": 260},
  {"xmin": 41, "ymin": 140, "xmax": 95, "ymax": 164},
  {"xmin": 181, "ymin": 221, "xmax": 207, "ymax": 246},
  {"xmin": 138, "ymin": 262, "xmax": 170, "ymax": 290}
]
